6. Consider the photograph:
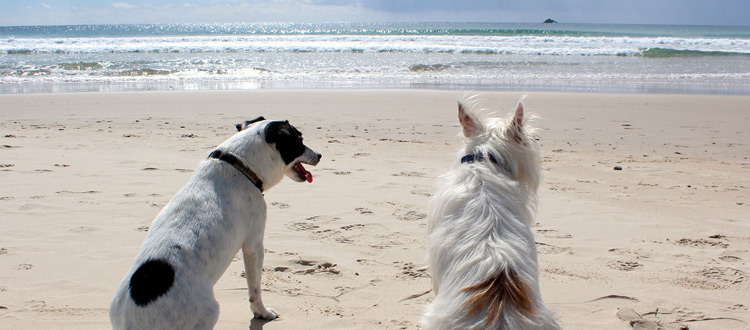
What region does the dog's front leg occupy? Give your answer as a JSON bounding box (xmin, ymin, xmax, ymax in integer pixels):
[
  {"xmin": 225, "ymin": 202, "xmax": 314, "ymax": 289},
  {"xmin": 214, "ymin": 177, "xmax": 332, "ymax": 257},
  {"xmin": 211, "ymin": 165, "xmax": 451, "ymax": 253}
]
[{"xmin": 242, "ymin": 242, "xmax": 278, "ymax": 320}]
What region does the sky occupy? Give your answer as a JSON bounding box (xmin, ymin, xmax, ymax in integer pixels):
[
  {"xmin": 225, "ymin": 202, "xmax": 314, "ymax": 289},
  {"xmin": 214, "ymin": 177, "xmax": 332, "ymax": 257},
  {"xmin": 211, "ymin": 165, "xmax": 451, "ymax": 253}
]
[{"xmin": 0, "ymin": 0, "xmax": 748, "ymax": 26}]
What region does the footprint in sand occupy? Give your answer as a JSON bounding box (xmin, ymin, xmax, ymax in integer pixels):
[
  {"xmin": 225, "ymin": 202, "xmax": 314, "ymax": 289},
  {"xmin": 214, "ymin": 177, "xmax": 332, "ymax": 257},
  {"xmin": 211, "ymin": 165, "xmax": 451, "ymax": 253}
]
[
  {"xmin": 671, "ymin": 237, "xmax": 728, "ymax": 248},
  {"xmin": 68, "ymin": 226, "xmax": 98, "ymax": 233},
  {"xmin": 535, "ymin": 242, "xmax": 572, "ymax": 254},
  {"xmin": 147, "ymin": 201, "xmax": 164, "ymax": 208},
  {"xmin": 723, "ymin": 304, "xmax": 747, "ymax": 312},
  {"xmin": 136, "ymin": 226, "xmax": 150, "ymax": 232},
  {"xmin": 340, "ymin": 224, "xmax": 365, "ymax": 231},
  {"xmin": 392, "ymin": 171, "xmax": 425, "ymax": 177},
  {"xmin": 393, "ymin": 261, "xmax": 428, "ymax": 279},
  {"xmin": 541, "ymin": 266, "xmax": 591, "ymax": 280},
  {"xmin": 312, "ymin": 228, "xmax": 342, "ymax": 240},
  {"xmin": 311, "ymin": 221, "xmax": 389, "ymax": 246},
  {"xmin": 270, "ymin": 202, "xmax": 291, "ymax": 209},
  {"xmin": 718, "ymin": 255, "xmax": 743, "ymax": 262},
  {"xmin": 56, "ymin": 190, "xmax": 101, "ymax": 194},
  {"xmin": 286, "ymin": 222, "xmax": 319, "ymax": 231},
  {"xmin": 18, "ymin": 264, "xmax": 34, "ymax": 270},
  {"xmin": 24, "ymin": 300, "xmax": 47, "ymax": 310},
  {"xmin": 388, "ymin": 319, "xmax": 414, "ymax": 329},
  {"xmin": 306, "ymin": 215, "xmax": 341, "ymax": 223},
  {"xmin": 410, "ymin": 188, "xmax": 432, "ymax": 197},
  {"xmin": 607, "ymin": 260, "xmax": 643, "ymax": 271},
  {"xmin": 291, "ymin": 259, "xmax": 341, "ymax": 275},
  {"xmin": 392, "ymin": 209, "xmax": 427, "ymax": 221},
  {"xmin": 536, "ymin": 229, "xmax": 573, "ymax": 239},
  {"xmin": 355, "ymin": 207, "xmax": 373, "ymax": 215},
  {"xmin": 698, "ymin": 267, "xmax": 745, "ymax": 285},
  {"xmin": 608, "ymin": 248, "xmax": 651, "ymax": 259}
]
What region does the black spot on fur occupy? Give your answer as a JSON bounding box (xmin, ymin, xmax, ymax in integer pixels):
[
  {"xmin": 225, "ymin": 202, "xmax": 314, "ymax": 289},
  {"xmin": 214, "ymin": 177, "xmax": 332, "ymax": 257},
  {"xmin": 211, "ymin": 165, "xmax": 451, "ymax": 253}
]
[
  {"xmin": 265, "ymin": 120, "xmax": 305, "ymax": 165},
  {"xmin": 129, "ymin": 259, "xmax": 175, "ymax": 307}
]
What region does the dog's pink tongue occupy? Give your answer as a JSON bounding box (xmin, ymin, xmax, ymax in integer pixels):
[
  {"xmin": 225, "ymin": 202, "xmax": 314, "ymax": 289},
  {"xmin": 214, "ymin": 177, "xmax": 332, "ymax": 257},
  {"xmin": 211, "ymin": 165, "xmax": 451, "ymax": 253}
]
[{"xmin": 298, "ymin": 163, "xmax": 312, "ymax": 183}]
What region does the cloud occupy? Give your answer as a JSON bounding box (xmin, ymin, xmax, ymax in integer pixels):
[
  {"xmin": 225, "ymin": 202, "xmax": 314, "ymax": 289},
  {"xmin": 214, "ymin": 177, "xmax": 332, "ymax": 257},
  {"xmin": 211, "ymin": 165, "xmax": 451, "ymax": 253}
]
[
  {"xmin": 41, "ymin": 3, "xmax": 51, "ymax": 9},
  {"xmin": 112, "ymin": 2, "xmax": 138, "ymax": 10}
]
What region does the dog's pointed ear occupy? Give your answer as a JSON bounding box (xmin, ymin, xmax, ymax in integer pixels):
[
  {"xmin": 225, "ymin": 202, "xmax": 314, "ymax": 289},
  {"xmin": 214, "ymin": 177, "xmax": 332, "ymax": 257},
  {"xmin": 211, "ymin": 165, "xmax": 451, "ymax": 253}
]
[
  {"xmin": 511, "ymin": 102, "xmax": 524, "ymax": 143},
  {"xmin": 515, "ymin": 103, "xmax": 524, "ymax": 127},
  {"xmin": 458, "ymin": 102, "xmax": 478, "ymax": 138}
]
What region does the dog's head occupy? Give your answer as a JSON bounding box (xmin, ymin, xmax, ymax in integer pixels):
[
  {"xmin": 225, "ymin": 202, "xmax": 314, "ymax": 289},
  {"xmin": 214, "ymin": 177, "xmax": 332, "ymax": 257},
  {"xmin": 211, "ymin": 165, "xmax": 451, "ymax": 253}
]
[
  {"xmin": 262, "ymin": 120, "xmax": 322, "ymax": 183},
  {"xmin": 224, "ymin": 117, "xmax": 321, "ymax": 190},
  {"xmin": 457, "ymin": 97, "xmax": 540, "ymax": 193}
]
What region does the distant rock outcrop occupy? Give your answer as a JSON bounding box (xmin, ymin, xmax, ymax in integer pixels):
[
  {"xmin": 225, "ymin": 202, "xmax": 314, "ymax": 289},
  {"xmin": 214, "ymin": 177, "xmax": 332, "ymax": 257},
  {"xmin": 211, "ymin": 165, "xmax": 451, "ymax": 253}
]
[{"xmin": 543, "ymin": 18, "xmax": 558, "ymax": 24}]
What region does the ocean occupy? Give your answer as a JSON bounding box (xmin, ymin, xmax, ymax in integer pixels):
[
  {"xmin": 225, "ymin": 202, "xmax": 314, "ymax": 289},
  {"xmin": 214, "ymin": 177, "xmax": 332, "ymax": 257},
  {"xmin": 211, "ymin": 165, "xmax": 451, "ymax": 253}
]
[{"xmin": 1, "ymin": 22, "xmax": 749, "ymax": 94}]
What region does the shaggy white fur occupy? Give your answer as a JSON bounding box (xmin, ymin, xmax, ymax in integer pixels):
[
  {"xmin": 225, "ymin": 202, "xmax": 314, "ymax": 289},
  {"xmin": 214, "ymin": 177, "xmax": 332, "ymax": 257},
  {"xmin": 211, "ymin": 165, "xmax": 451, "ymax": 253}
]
[{"xmin": 422, "ymin": 97, "xmax": 560, "ymax": 330}]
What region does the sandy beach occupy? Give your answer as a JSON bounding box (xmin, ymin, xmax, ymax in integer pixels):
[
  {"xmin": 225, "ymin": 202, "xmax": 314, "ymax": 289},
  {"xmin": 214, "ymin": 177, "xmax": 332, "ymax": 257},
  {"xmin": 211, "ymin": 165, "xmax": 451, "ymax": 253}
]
[{"xmin": 0, "ymin": 90, "xmax": 748, "ymax": 329}]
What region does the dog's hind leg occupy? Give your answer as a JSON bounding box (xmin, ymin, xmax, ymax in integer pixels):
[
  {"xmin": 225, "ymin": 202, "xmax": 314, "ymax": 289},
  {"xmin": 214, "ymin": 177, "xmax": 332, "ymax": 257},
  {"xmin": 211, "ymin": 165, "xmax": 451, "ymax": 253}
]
[
  {"xmin": 177, "ymin": 285, "xmax": 219, "ymax": 330},
  {"xmin": 191, "ymin": 299, "xmax": 219, "ymax": 330},
  {"xmin": 243, "ymin": 241, "xmax": 278, "ymax": 320}
]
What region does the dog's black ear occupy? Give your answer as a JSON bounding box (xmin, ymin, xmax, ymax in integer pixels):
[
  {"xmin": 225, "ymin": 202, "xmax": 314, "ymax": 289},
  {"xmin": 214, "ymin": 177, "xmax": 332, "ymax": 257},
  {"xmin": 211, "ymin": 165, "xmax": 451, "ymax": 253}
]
[
  {"xmin": 235, "ymin": 116, "xmax": 266, "ymax": 131},
  {"xmin": 249, "ymin": 116, "xmax": 266, "ymax": 124}
]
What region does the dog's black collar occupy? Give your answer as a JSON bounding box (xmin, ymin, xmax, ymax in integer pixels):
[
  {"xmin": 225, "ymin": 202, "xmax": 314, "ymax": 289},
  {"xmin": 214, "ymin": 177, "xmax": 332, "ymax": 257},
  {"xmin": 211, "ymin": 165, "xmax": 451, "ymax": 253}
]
[
  {"xmin": 208, "ymin": 150, "xmax": 264, "ymax": 192},
  {"xmin": 461, "ymin": 153, "xmax": 510, "ymax": 173}
]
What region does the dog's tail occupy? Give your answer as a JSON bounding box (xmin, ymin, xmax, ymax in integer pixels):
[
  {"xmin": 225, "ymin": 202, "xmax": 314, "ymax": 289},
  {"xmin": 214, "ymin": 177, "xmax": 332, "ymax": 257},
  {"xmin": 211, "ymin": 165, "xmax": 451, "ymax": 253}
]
[{"xmin": 462, "ymin": 268, "xmax": 536, "ymax": 325}]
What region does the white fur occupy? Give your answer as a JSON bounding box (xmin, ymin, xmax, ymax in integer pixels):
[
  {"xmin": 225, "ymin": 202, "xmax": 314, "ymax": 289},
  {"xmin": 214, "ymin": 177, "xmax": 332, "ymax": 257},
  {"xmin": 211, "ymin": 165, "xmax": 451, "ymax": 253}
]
[
  {"xmin": 422, "ymin": 97, "xmax": 559, "ymax": 330},
  {"xmin": 110, "ymin": 120, "xmax": 320, "ymax": 330}
]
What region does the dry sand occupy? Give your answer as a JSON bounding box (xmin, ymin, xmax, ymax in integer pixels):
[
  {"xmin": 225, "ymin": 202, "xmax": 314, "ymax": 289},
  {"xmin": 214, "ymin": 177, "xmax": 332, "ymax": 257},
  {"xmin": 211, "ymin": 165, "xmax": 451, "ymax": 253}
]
[{"xmin": 0, "ymin": 90, "xmax": 748, "ymax": 329}]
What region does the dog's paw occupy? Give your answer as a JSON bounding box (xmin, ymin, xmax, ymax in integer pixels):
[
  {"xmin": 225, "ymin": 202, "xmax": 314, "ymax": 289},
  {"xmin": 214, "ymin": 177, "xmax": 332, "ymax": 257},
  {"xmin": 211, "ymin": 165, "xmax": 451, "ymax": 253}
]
[{"xmin": 253, "ymin": 307, "xmax": 279, "ymax": 320}]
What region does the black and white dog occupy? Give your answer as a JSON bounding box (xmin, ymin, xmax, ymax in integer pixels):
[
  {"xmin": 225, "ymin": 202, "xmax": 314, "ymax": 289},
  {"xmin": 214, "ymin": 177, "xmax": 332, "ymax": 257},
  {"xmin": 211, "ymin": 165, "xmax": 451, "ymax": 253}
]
[{"xmin": 110, "ymin": 117, "xmax": 321, "ymax": 330}]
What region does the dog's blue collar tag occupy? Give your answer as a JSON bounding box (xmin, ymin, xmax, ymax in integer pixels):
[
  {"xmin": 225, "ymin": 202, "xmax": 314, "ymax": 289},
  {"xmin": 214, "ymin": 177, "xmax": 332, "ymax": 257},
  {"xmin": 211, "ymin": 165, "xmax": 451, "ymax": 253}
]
[
  {"xmin": 461, "ymin": 153, "xmax": 510, "ymax": 173},
  {"xmin": 208, "ymin": 150, "xmax": 264, "ymax": 193}
]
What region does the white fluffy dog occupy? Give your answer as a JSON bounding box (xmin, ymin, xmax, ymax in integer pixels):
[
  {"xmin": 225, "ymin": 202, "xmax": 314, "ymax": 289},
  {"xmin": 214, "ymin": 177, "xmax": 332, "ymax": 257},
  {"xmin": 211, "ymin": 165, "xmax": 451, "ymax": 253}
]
[
  {"xmin": 110, "ymin": 117, "xmax": 321, "ymax": 330},
  {"xmin": 422, "ymin": 98, "xmax": 559, "ymax": 330}
]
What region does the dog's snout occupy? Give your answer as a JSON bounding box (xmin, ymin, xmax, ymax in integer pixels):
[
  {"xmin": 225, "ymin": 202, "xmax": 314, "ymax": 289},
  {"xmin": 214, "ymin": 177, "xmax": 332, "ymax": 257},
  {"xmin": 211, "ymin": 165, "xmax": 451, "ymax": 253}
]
[{"xmin": 309, "ymin": 152, "xmax": 322, "ymax": 166}]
